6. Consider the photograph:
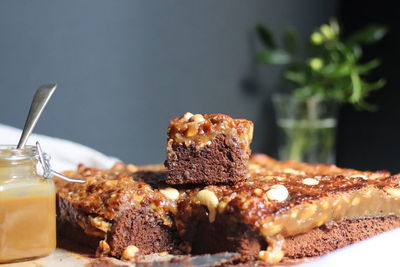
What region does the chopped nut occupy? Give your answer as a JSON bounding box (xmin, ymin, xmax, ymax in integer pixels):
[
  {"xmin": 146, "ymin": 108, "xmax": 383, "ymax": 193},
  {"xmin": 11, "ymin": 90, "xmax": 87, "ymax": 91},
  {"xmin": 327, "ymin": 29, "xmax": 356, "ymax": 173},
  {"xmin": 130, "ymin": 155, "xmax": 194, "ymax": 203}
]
[
  {"xmin": 157, "ymin": 251, "xmax": 168, "ymax": 257},
  {"xmin": 105, "ymin": 180, "xmax": 118, "ymax": 187},
  {"xmin": 368, "ymin": 173, "xmax": 383, "ymax": 180},
  {"xmin": 350, "ymin": 174, "xmax": 368, "ymax": 180},
  {"xmin": 217, "ymin": 201, "xmax": 228, "ymax": 213},
  {"xmin": 384, "ymin": 187, "xmax": 400, "ymax": 198},
  {"xmin": 254, "ymin": 188, "xmax": 263, "ymax": 196},
  {"xmin": 126, "ymin": 164, "xmax": 138, "ymax": 173},
  {"xmin": 185, "ymin": 124, "xmax": 197, "ymax": 137},
  {"xmin": 96, "ymin": 240, "xmax": 110, "ymax": 257},
  {"xmin": 195, "ymin": 189, "xmax": 219, "ymax": 222},
  {"xmin": 77, "ymin": 164, "xmax": 86, "ymax": 173},
  {"xmin": 190, "ymin": 114, "xmax": 205, "ymax": 123},
  {"xmin": 283, "ymin": 168, "xmax": 305, "ymax": 175},
  {"xmin": 275, "ymin": 176, "xmax": 287, "ymax": 181},
  {"xmin": 166, "ymin": 138, "xmax": 175, "ymax": 152},
  {"xmin": 258, "ymin": 249, "xmax": 284, "ymax": 264},
  {"xmin": 258, "ymin": 235, "xmax": 285, "ymax": 264},
  {"xmin": 82, "ymin": 169, "xmax": 92, "ymax": 176},
  {"xmin": 248, "ymin": 163, "xmax": 258, "ymax": 171},
  {"xmin": 182, "ymin": 112, "xmax": 194, "ymax": 121},
  {"xmin": 83, "ymin": 225, "xmax": 106, "ymax": 238},
  {"xmin": 160, "ymin": 187, "xmax": 180, "ymax": 200},
  {"xmin": 121, "ymin": 245, "xmax": 139, "ymax": 260},
  {"xmin": 266, "ymin": 185, "xmax": 289, "ymax": 202},
  {"xmin": 90, "ymin": 216, "xmax": 111, "ymax": 232},
  {"xmin": 111, "ymin": 162, "xmax": 125, "ymax": 171},
  {"xmin": 302, "ymin": 177, "xmax": 319, "ymax": 185}
]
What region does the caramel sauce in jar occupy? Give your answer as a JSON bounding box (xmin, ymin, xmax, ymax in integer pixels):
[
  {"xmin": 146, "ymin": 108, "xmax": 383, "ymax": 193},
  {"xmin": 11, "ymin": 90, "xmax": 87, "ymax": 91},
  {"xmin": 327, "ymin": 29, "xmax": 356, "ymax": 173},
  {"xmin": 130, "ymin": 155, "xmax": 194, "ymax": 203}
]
[{"xmin": 0, "ymin": 146, "xmax": 56, "ymax": 263}]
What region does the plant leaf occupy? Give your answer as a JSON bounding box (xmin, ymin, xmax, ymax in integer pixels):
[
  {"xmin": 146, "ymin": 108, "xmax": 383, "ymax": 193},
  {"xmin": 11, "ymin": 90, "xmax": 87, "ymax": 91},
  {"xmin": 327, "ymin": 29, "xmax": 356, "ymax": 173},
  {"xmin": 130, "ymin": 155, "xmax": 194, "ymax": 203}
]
[
  {"xmin": 354, "ymin": 100, "xmax": 378, "ymax": 111},
  {"xmin": 257, "ymin": 49, "xmax": 291, "ymax": 64},
  {"xmin": 284, "ymin": 70, "xmax": 307, "ymax": 85},
  {"xmin": 350, "ymin": 44, "xmax": 362, "ymax": 60},
  {"xmin": 355, "ymin": 59, "xmax": 381, "ymax": 74},
  {"xmin": 320, "ymin": 63, "xmax": 353, "ymax": 78},
  {"xmin": 347, "ymin": 25, "xmax": 388, "ymax": 44},
  {"xmin": 361, "ymin": 79, "xmax": 386, "ymax": 92},
  {"xmin": 283, "ymin": 26, "xmax": 299, "ymax": 55},
  {"xmin": 350, "ymin": 71, "xmax": 362, "ymax": 103},
  {"xmin": 329, "ymin": 18, "xmax": 340, "ymax": 35},
  {"xmin": 256, "ymin": 24, "xmax": 276, "ymax": 49}
]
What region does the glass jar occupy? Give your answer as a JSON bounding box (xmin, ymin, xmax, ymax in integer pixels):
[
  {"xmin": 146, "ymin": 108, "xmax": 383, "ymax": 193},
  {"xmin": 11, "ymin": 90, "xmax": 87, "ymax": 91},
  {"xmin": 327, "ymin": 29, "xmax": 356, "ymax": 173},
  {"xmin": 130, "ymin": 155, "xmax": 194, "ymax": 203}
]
[
  {"xmin": 0, "ymin": 145, "xmax": 56, "ymax": 263},
  {"xmin": 272, "ymin": 93, "xmax": 338, "ymax": 164}
]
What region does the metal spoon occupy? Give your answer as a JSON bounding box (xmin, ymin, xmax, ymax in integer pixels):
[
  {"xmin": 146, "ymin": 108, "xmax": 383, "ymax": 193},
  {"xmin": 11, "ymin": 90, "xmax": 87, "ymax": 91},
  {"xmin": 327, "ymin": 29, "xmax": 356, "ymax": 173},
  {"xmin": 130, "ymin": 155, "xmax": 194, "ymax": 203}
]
[
  {"xmin": 17, "ymin": 84, "xmax": 57, "ymax": 149},
  {"xmin": 16, "ymin": 84, "xmax": 85, "ymax": 183}
]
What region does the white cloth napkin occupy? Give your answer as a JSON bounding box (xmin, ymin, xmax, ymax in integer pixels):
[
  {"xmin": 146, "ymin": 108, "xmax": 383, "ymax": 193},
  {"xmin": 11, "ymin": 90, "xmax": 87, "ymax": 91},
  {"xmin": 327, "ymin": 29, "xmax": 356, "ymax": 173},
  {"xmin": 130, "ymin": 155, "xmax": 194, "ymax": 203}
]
[
  {"xmin": 1, "ymin": 123, "xmax": 397, "ymax": 266},
  {"xmin": 0, "ymin": 124, "xmax": 120, "ymax": 171}
]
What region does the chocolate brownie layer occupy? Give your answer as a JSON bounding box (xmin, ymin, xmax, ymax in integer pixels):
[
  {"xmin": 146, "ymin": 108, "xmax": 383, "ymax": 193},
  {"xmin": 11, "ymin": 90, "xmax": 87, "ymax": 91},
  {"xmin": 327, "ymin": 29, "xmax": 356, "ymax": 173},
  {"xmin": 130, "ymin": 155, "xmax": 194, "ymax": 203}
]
[
  {"xmin": 165, "ymin": 134, "xmax": 248, "ymax": 185},
  {"xmin": 165, "ymin": 113, "xmax": 253, "ymax": 185},
  {"xmin": 189, "ymin": 214, "xmax": 400, "ymax": 263},
  {"xmin": 107, "ymin": 207, "xmax": 177, "ymax": 258},
  {"xmin": 187, "ymin": 206, "xmax": 265, "ymax": 257},
  {"xmin": 284, "ymin": 216, "xmax": 400, "ymax": 259},
  {"xmin": 57, "ymin": 201, "xmax": 178, "ymax": 259},
  {"xmin": 57, "ymin": 219, "xmax": 102, "ymax": 253}
]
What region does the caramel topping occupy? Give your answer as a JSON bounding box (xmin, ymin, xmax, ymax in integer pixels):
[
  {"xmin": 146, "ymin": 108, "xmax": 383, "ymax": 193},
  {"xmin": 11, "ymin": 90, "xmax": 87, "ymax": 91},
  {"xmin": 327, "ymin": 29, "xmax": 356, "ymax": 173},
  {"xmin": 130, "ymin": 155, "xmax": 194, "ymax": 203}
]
[
  {"xmin": 0, "ymin": 180, "xmax": 56, "ymax": 263},
  {"xmin": 167, "ymin": 113, "xmax": 253, "ymax": 150},
  {"xmin": 185, "ymin": 155, "xmax": 394, "ymax": 229},
  {"xmin": 56, "ymin": 163, "xmax": 178, "ymax": 237},
  {"xmin": 258, "ymin": 235, "xmax": 285, "ymax": 264}
]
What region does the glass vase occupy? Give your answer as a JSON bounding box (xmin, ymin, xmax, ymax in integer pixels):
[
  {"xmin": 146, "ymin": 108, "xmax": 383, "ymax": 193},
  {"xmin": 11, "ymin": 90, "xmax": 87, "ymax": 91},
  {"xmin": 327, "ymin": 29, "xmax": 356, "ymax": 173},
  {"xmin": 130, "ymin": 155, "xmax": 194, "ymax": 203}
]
[{"xmin": 272, "ymin": 93, "xmax": 338, "ymax": 164}]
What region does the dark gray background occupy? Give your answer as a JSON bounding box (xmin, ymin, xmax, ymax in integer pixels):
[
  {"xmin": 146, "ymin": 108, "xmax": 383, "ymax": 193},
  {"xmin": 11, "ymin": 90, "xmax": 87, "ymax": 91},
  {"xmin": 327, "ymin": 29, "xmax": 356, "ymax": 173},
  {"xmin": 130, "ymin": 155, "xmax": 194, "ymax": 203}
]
[{"xmin": 1, "ymin": 1, "xmax": 339, "ymax": 165}]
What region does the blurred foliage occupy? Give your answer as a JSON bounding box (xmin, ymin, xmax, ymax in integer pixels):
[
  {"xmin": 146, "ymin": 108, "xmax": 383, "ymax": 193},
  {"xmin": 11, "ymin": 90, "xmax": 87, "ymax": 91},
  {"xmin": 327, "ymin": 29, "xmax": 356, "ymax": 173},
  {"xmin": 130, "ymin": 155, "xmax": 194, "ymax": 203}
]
[{"xmin": 256, "ymin": 18, "xmax": 387, "ymax": 110}]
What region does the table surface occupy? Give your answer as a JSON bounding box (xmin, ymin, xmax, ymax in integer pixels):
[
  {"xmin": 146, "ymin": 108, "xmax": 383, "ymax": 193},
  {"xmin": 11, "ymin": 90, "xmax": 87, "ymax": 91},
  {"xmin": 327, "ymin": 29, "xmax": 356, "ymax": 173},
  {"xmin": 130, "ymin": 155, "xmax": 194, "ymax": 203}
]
[{"xmin": 0, "ymin": 239, "xmax": 311, "ymax": 266}]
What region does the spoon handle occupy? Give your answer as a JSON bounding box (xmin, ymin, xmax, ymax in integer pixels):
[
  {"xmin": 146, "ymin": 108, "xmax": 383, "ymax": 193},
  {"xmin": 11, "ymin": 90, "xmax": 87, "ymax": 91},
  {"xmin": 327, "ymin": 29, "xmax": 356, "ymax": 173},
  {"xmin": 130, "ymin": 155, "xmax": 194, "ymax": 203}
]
[
  {"xmin": 17, "ymin": 84, "xmax": 57, "ymax": 149},
  {"xmin": 51, "ymin": 170, "xmax": 86, "ymax": 183}
]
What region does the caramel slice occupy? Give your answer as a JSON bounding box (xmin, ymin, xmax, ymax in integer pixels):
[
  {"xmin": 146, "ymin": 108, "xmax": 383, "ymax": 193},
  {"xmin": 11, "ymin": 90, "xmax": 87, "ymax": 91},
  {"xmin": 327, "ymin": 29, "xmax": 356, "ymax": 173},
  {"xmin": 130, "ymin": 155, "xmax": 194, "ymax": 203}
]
[
  {"xmin": 165, "ymin": 113, "xmax": 254, "ymax": 185},
  {"xmin": 175, "ymin": 154, "xmax": 398, "ymax": 264}
]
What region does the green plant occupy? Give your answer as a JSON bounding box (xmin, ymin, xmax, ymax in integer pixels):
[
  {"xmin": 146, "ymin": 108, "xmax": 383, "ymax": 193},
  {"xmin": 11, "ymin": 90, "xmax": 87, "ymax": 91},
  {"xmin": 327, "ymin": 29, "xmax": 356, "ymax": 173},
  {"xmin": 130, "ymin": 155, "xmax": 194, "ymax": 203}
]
[{"xmin": 257, "ymin": 18, "xmax": 387, "ymax": 110}]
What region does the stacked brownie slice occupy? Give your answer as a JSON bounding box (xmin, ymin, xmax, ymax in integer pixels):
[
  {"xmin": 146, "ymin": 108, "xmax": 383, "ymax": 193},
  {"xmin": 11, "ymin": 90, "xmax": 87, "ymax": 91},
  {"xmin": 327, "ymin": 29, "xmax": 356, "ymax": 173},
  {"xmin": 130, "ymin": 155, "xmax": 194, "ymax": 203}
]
[
  {"xmin": 165, "ymin": 112, "xmax": 253, "ymax": 185},
  {"xmin": 56, "ymin": 113, "xmax": 400, "ymax": 265}
]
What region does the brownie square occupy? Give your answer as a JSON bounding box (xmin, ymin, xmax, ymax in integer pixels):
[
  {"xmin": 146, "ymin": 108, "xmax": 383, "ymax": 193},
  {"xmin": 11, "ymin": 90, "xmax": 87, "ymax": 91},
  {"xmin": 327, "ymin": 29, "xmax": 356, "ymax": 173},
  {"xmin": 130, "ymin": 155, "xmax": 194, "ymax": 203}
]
[
  {"xmin": 164, "ymin": 113, "xmax": 254, "ymax": 185},
  {"xmin": 56, "ymin": 164, "xmax": 179, "ymax": 260}
]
